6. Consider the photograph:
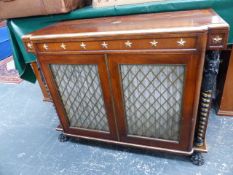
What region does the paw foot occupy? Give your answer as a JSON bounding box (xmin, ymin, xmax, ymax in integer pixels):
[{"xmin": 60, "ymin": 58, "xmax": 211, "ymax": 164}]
[
  {"xmin": 191, "ymin": 152, "xmax": 204, "ymax": 166},
  {"xmin": 58, "ymin": 133, "xmax": 69, "ymax": 142}
]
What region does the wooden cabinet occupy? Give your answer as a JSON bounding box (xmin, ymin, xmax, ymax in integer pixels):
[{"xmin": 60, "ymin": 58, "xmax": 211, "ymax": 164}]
[
  {"xmin": 22, "ymin": 9, "xmax": 229, "ymax": 165},
  {"xmin": 217, "ymin": 46, "xmax": 233, "ymax": 116}
]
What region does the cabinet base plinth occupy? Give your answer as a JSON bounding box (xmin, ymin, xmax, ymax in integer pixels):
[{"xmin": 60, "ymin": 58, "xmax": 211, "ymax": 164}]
[
  {"xmin": 56, "ymin": 124, "xmax": 208, "ymax": 152},
  {"xmin": 56, "ymin": 124, "xmax": 63, "ymax": 132},
  {"xmin": 193, "ymin": 140, "xmax": 208, "ymax": 153},
  {"xmin": 55, "ymin": 124, "xmax": 209, "ymax": 165}
]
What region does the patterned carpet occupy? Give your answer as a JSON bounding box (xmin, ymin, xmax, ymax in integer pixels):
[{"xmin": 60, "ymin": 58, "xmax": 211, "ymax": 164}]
[
  {"xmin": 0, "ymin": 20, "xmax": 6, "ymax": 27},
  {"xmin": 0, "ymin": 56, "xmax": 22, "ymax": 84}
]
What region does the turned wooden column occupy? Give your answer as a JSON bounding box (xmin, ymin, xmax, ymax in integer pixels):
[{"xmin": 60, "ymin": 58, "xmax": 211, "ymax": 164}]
[{"xmin": 195, "ymin": 50, "xmax": 220, "ymax": 147}]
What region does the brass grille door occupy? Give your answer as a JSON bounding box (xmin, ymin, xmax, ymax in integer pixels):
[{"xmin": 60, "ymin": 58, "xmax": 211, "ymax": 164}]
[
  {"xmin": 40, "ymin": 55, "xmax": 117, "ymax": 140},
  {"xmin": 109, "ymin": 54, "xmax": 201, "ymax": 151},
  {"xmin": 121, "ymin": 64, "xmax": 185, "ymax": 141},
  {"xmin": 50, "ymin": 64, "xmax": 109, "ymax": 132}
]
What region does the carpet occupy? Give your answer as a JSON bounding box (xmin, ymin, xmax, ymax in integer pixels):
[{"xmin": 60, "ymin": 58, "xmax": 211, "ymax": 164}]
[
  {"xmin": 0, "ymin": 20, "xmax": 6, "ymax": 27},
  {"xmin": 0, "ymin": 56, "xmax": 22, "ymax": 84}
]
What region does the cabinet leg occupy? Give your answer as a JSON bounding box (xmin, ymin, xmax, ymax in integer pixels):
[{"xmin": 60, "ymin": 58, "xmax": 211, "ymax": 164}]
[
  {"xmin": 58, "ymin": 133, "xmax": 69, "ymax": 142},
  {"xmin": 190, "ymin": 151, "xmax": 204, "ymax": 166}
]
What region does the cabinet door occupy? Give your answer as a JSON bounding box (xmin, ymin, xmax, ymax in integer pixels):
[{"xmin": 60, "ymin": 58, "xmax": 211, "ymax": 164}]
[
  {"xmin": 108, "ymin": 53, "xmax": 201, "ymax": 152},
  {"xmin": 39, "ymin": 54, "xmax": 117, "ymax": 140}
]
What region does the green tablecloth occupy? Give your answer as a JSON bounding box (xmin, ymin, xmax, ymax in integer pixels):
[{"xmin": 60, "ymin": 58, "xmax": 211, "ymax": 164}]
[{"xmin": 7, "ymin": 0, "xmax": 233, "ymax": 83}]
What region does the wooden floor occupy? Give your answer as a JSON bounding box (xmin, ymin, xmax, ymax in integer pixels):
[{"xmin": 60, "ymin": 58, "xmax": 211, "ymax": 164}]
[{"xmin": 0, "ymin": 81, "xmax": 232, "ymax": 175}]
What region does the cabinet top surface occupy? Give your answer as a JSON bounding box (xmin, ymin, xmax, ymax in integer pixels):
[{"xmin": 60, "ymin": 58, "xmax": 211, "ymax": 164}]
[{"xmin": 25, "ymin": 9, "xmax": 229, "ymax": 41}]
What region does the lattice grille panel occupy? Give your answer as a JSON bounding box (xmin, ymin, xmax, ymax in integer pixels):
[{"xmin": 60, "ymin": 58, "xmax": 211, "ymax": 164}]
[
  {"xmin": 120, "ymin": 64, "xmax": 185, "ymax": 141},
  {"xmin": 50, "ymin": 64, "xmax": 109, "ymax": 132}
]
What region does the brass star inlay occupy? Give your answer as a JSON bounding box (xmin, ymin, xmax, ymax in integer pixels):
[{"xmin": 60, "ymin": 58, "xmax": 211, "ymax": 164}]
[
  {"xmin": 43, "ymin": 44, "xmax": 48, "ymax": 50},
  {"xmin": 177, "ymin": 38, "xmax": 186, "ymax": 46},
  {"xmin": 150, "ymin": 40, "xmax": 158, "ymax": 47},
  {"xmin": 101, "ymin": 41, "xmax": 108, "ymax": 49},
  {"xmin": 61, "ymin": 43, "xmax": 66, "ymax": 50},
  {"xmin": 213, "ymin": 36, "xmax": 223, "ymax": 44},
  {"xmin": 80, "ymin": 42, "xmax": 87, "ymax": 49},
  {"xmin": 27, "ymin": 43, "xmax": 33, "ymax": 49},
  {"xmin": 125, "ymin": 40, "xmax": 132, "ymax": 48}
]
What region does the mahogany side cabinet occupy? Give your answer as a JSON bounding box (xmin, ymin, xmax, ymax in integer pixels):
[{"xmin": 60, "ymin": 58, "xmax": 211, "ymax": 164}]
[{"xmin": 22, "ymin": 9, "xmax": 229, "ymax": 165}]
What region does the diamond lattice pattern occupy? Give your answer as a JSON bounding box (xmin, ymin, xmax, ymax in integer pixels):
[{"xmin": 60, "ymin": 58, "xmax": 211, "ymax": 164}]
[
  {"xmin": 50, "ymin": 64, "xmax": 109, "ymax": 132},
  {"xmin": 120, "ymin": 64, "xmax": 185, "ymax": 141}
]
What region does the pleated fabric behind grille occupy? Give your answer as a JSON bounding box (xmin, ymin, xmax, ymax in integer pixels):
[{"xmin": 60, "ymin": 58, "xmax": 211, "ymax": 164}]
[
  {"xmin": 120, "ymin": 64, "xmax": 185, "ymax": 141},
  {"xmin": 50, "ymin": 64, "xmax": 109, "ymax": 132}
]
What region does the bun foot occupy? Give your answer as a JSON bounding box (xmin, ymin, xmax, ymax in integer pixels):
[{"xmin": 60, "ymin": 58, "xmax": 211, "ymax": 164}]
[
  {"xmin": 191, "ymin": 151, "xmax": 204, "ymax": 166},
  {"xmin": 58, "ymin": 133, "xmax": 69, "ymax": 142}
]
